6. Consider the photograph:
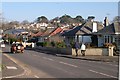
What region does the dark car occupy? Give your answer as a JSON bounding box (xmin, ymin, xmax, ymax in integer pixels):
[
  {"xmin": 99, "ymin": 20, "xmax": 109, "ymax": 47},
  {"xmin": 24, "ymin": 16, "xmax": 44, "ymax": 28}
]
[{"xmin": 11, "ymin": 42, "xmax": 24, "ymax": 53}]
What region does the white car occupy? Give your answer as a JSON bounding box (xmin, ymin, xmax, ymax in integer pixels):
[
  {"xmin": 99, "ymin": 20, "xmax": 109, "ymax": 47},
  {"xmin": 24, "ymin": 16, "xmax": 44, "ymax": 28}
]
[{"xmin": 1, "ymin": 44, "xmax": 5, "ymax": 48}]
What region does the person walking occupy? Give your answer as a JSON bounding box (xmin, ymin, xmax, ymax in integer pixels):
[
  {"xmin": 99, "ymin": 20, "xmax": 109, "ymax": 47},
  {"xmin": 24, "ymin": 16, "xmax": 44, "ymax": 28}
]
[
  {"xmin": 75, "ymin": 41, "xmax": 80, "ymax": 56},
  {"xmin": 81, "ymin": 43, "xmax": 86, "ymax": 56}
]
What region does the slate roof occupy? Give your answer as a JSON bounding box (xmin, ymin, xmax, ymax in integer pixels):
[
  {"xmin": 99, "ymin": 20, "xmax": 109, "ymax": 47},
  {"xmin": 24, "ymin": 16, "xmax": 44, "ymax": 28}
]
[
  {"xmin": 95, "ymin": 22, "xmax": 120, "ymax": 35},
  {"xmin": 4, "ymin": 29, "xmax": 28, "ymax": 34},
  {"xmin": 62, "ymin": 21, "xmax": 103, "ymax": 36}
]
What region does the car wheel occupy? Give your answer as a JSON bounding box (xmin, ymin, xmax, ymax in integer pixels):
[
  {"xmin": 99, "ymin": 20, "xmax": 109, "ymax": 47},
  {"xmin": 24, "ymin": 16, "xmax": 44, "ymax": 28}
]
[
  {"xmin": 21, "ymin": 50, "xmax": 24, "ymax": 53},
  {"xmin": 13, "ymin": 51, "xmax": 16, "ymax": 54}
]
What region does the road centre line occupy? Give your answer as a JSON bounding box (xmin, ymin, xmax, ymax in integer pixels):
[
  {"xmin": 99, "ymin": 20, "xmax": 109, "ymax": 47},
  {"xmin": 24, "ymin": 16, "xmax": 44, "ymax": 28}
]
[
  {"xmin": 34, "ymin": 75, "xmax": 39, "ymax": 78},
  {"xmin": 6, "ymin": 66, "xmax": 17, "ymax": 70},
  {"xmin": 42, "ymin": 57, "xmax": 54, "ymax": 61},
  {"xmin": 89, "ymin": 69, "xmax": 117, "ymax": 78},
  {"xmin": 59, "ymin": 61, "xmax": 78, "ymax": 68},
  {"xmin": 88, "ymin": 61, "xmax": 118, "ymax": 67}
]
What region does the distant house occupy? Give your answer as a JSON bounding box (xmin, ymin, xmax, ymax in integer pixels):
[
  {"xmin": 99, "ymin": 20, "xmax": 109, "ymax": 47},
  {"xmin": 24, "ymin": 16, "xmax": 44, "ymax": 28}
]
[
  {"xmin": 4, "ymin": 29, "xmax": 29, "ymax": 42},
  {"xmin": 49, "ymin": 27, "xmax": 63, "ymax": 42},
  {"xmin": 94, "ymin": 22, "xmax": 120, "ymax": 47},
  {"xmin": 62, "ymin": 21, "xmax": 104, "ymax": 46},
  {"xmin": 37, "ymin": 27, "xmax": 67, "ymax": 42},
  {"xmin": 37, "ymin": 29, "xmax": 54, "ymax": 42}
]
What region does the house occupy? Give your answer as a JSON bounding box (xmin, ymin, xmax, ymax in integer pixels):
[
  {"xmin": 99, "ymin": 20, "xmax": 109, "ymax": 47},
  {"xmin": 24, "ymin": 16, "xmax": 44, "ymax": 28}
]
[
  {"xmin": 62, "ymin": 20, "xmax": 104, "ymax": 46},
  {"xmin": 94, "ymin": 22, "xmax": 120, "ymax": 47},
  {"xmin": 4, "ymin": 29, "xmax": 29, "ymax": 42},
  {"xmin": 48, "ymin": 27, "xmax": 63, "ymax": 42},
  {"xmin": 37, "ymin": 29, "xmax": 54, "ymax": 42}
]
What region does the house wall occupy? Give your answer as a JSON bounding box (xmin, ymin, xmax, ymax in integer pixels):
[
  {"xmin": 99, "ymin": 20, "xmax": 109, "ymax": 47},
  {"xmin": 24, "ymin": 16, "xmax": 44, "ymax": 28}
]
[
  {"xmin": 98, "ymin": 35, "xmax": 104, "ymax": 47},
  {"xmin": 49, "ymin": 36, "xmax": 64, "ymax": 42},
  {"xmin": 38, "ymin": 37, "xmax": 44, "ymax": 42}
]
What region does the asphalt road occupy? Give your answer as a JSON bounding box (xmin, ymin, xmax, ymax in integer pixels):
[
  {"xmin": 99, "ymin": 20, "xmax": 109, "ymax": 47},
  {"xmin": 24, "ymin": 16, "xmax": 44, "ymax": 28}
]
[{"xmin": 2, "ymin": 46, "xmax": 119, "ymax": 79}]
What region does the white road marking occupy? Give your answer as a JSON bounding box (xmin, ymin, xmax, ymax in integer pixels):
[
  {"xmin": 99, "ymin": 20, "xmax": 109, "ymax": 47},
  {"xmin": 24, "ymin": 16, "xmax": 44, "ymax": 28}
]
[
  {"xmin": 6, "ymin": 66, "xmax": 17, "ymax": 70},
  {"xmin": 88, "ymin": 60, "xmax": 118, "ymax": 67},
  {"xmin": 89, "ymin": 69, "xmax": 117, "ymax": 78},
  {"xmin": 34, "ymin": 75, "xmax": 39, "ymax": 78},
  {"xmin": 33, "ymin": 54, "xmax": 38, "ymax": 57},
  {"xmin": 59, "ymin": 61, "xmax": 78, "ymax": 68},
  {"xmin": 3, "ymin": 54, "xmax": 31, "ymax": 78},
  {"xmin": 107, "ymin": 64, "xmax": 118, "ymax": 67},
  {"xmin": 42, "ymin": 57, "xmax": 54, "ymax": 61}
]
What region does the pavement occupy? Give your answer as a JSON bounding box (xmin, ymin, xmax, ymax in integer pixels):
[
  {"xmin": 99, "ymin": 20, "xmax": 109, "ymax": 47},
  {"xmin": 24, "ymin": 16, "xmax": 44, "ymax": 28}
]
[{"xmin": 32, "ymin": 47, "xmax": 119, "ymax": 62}]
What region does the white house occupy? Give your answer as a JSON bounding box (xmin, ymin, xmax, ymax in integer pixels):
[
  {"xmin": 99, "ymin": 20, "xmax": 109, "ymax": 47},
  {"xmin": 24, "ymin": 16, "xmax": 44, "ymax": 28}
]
[
  {"xmin": 62, "ymin": 21, "xmax": 104, "ymax": 46},
  {"xmin": 95, "ymin": 22, "xmax": 120, "ymax": 47}
]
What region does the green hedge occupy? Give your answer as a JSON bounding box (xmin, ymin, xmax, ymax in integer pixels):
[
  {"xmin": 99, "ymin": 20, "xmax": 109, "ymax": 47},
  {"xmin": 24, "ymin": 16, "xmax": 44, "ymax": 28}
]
[
  {"xmin": 36, "ymin": 41, "xmax": 66, "ymax": 48},
  {"xmin": 36, "ymin": 42, "xmax": 48, "ymax": 47}
]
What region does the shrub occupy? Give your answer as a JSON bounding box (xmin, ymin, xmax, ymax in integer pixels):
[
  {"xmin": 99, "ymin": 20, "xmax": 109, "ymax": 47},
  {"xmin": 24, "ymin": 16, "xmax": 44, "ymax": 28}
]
[
  {"xmin": 51, "ymin": 41, "xmax": 55, "ymax": 47},
  {"xmin": 56, "ymin": 41, "xmax": 66, "ymax": 48},
  {"xmin": 36, "ymin": 42, "xmax": 50, "ymax": 47},
  {"xmin": 8, "ymin": 38, "xmax": 17, "ymax": 44}
]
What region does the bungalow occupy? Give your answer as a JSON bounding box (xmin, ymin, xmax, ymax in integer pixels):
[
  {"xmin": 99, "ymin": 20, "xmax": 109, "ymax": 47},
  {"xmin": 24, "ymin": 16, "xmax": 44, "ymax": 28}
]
[
  {"xmin": 62, "ymin": 21, "xmax": 104, "ymax": 47},
  {"xmin": 49, "ymin": 27, "xmax": 63, "ymax": 42},
  {"xmin": 4, "ymin": 29, "xmax": 29, "ymax": 42},
  {"xmin": 37, "ymin": 29, "xmax": 54, "ymax": 42},
  {"xmin": 94, "ymin": 22, "xmax": 120, "ymax": 47}
]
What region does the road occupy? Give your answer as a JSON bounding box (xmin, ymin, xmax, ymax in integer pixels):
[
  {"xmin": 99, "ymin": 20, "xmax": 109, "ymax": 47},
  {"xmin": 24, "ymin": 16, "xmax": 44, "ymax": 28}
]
[{"xmin": 2, "ymin": 46, "xmax": 119, "ymax": 79}]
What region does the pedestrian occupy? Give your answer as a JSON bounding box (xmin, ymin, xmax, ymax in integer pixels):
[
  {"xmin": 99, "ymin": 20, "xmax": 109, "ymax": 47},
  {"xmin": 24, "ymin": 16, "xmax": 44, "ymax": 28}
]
[
  {"xmin": 75, "ymin": 41, "xmax": 80, "ymax": 56},
  {"xmin": 80, "ymin": 43, "xmax": 86, "ymax": 56}
]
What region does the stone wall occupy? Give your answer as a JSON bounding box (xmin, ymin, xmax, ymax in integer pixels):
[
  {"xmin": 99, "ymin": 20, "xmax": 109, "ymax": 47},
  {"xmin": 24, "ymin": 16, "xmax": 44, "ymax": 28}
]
[{"xmin": 35, "ymin": 46, "xmax": 108, "ymax": 56}]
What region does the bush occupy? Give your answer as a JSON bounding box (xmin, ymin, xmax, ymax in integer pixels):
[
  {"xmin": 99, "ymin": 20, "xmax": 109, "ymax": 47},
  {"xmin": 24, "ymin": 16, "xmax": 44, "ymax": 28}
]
[
  {"xmin": 8, "ymin": 38, "xmax": 17, "ymax": 44},
  {"xmin": 51, "ymin": 41, "xmax": 55, "ymax": 47},
  {"xmin": 56, "ymin": 41, "xmax": 66, "ymax": 48},
  {"xmin": 36, "ymin": 42, "xmax": 50, "ymax": 47}
]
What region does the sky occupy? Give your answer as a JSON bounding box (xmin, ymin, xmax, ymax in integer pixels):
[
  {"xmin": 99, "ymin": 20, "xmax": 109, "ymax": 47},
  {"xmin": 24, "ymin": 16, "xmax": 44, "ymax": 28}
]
[{"xmin": 2, "ymin": 2, "xmax": 118, "ymax": 22}]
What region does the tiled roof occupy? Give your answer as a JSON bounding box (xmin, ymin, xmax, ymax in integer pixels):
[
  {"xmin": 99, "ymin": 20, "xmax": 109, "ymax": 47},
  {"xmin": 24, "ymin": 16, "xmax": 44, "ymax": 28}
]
[
  {"xmin": 34, "ymin": 31, "xmax": 43, "ymax": 37},
  {"xmin": 49, "ymin": 27, "xmax": 63, "ymax": 36}
]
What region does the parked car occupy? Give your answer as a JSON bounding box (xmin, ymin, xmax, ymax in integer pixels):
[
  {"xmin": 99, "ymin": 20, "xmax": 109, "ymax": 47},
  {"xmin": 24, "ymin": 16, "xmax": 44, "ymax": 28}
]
[
  {"xmin": 1, "ymin": 43, "xmax": 5, "ymax": 48},
  {"xmin": 11, "ymin": 42, "xmax": 24, "ymax": 53},
  {"xmin": 0, "ymin": 40, "xmax": 5, "ymax": 48}
]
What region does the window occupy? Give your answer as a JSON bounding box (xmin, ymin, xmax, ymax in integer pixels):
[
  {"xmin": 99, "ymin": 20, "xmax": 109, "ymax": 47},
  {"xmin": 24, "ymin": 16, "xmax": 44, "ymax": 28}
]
[{"xmin": 104, "ymin": 35, "xmax": 113, "ymax": 43}]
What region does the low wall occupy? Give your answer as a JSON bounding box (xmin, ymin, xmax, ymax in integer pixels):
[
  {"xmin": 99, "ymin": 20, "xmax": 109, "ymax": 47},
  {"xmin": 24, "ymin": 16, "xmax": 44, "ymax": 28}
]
[
  {"xmin": 35, "ymin": 46, "xmax": 108, "ymax": 56},
  {"xmin": 72, "ymin": 48, "xmax": 108, "ymax": 56}
]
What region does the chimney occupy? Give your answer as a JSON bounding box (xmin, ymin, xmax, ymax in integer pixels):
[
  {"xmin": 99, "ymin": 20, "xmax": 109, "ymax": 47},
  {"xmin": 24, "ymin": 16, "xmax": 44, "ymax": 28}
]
[
  {"xmin": 104, "ymin": 17, "xmax": 109, "ymax": 27},
  {"xmin": 92, "ymin": 22, "xmax": 97, "ymax": 32}
]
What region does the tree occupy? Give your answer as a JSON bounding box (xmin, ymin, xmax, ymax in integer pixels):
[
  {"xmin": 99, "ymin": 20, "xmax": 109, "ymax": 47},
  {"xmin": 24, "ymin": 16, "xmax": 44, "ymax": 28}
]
[
  {"xmin": 87, "ymin": 16, "xmax": 95, "ymax": 19},
  {"xmin": 60, "ymin": 14, "xmax": 73, "ymax": 24},
  {"xmin": 113, "ymin": 16, "xmax": 120, "ymax": 22},
  {"xmin": 21, "ymin": 20, "xmax": 29, "ymax": 25},
  {"xmin": 74, "ymin": 15, "xmax": 85, "ymax": 23},
  {"xmin": 36, "ymin": 16, "xmax": 48, "ymax": 23}
]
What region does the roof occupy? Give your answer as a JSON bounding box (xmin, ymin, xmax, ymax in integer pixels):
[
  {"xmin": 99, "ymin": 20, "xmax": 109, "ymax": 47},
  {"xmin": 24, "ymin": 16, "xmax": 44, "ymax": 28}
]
[
  {"xmin": 49, "ymin": 27, "xmax": 63, "ymax": 37},
  {"xmin": 4, "ymin": 29, "xmax": 28, "ymax": 34},
  {"xmin": 41, "ymin": 29, "xmax": 54, "ymax": 37},
  {"xmin": 34, "ymin": 31, "xmax": 43, "ymax": 37},
  {"xmin": 62, "ymin": 21, "xmax": 103, "ymax": 36},
  {"xmin": 95, "ymin": 22, "xmax": 120, "ymax": 35}
]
